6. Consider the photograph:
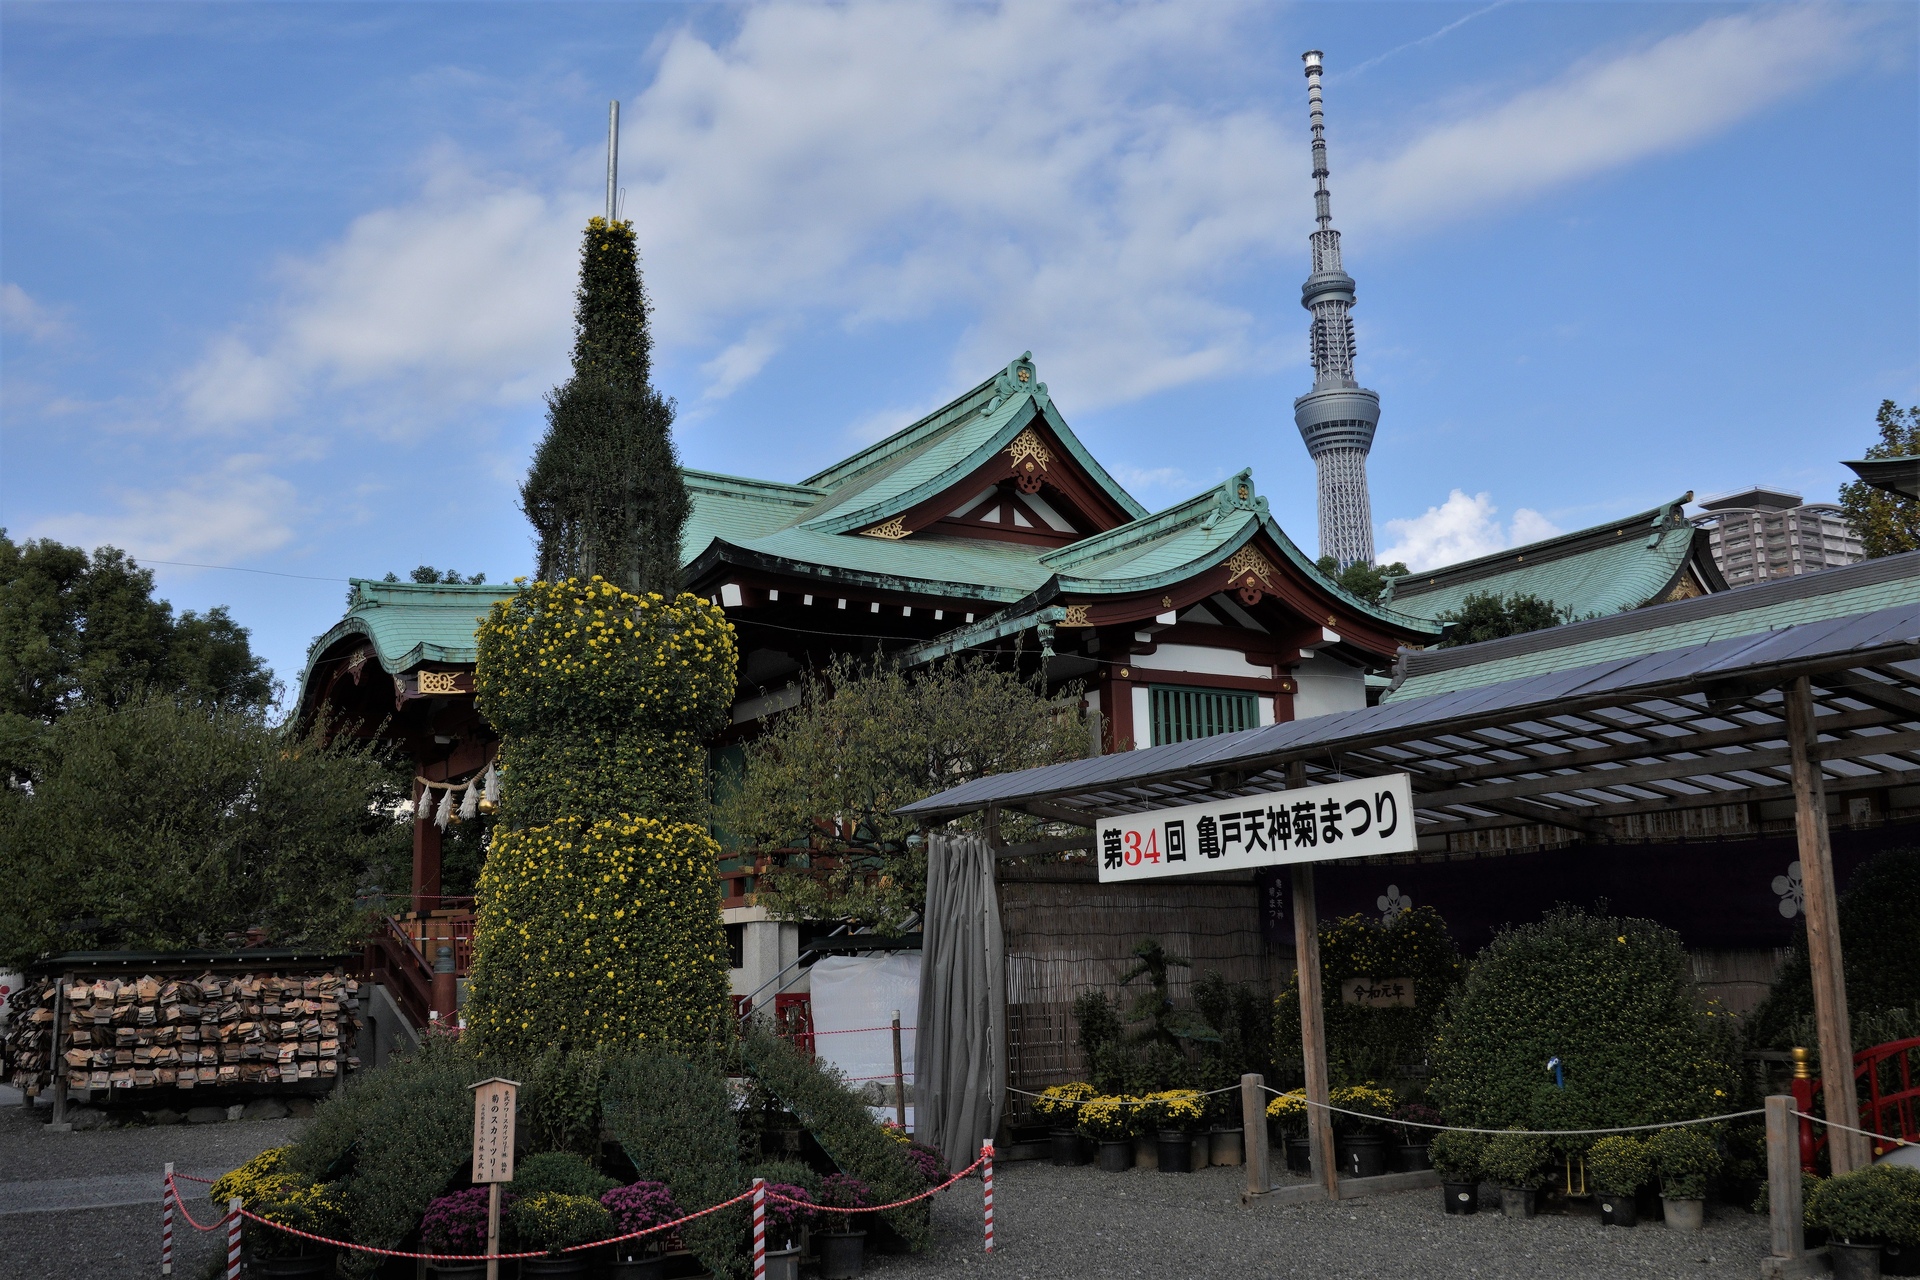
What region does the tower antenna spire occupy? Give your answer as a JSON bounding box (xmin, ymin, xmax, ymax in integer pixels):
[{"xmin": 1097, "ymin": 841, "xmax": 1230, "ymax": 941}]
[
  {"xmin": 605, "ymin": 100, "xmax": 620, "ymax": 224},
  {"xmin": 1293, "ymin": 51, "xmax": 1380, "ymax": 567}
]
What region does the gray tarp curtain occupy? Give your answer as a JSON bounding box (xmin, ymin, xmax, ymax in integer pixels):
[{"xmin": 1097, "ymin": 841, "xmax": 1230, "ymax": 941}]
[{"xmin": 914, "ymin": 831, "xmax": 1006, "ymax": 1165}]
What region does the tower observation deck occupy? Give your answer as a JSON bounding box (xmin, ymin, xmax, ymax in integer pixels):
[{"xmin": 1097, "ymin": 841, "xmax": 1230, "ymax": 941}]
[{"xmin": 1293, "ymin": 50, "xmax": 1379, "ymax": 566}]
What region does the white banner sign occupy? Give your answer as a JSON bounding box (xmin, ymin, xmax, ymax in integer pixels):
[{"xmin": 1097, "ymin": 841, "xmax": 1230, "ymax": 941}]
[{"xmin": 1095, "ymin": 773, "xmax": 1415, "ymax": 882}]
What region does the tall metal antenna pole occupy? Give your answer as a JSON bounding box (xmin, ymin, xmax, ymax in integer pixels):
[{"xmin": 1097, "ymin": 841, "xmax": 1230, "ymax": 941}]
[
  {"xmin": 1292, "ymin": 51, "xmax": 1380, "ymax": 567},
  {"xmin": 605, "ymin": 101, "xmax": 620, "ymax": 224}
]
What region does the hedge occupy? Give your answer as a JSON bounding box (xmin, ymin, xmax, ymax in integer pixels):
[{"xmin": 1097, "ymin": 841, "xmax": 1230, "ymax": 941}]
[{"xmin": 1429, "ymin": 907, "xmax": 1737, "ymax": 1141}]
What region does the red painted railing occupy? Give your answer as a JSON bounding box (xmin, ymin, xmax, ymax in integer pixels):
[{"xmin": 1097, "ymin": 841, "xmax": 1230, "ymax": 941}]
[
  {"xmin": 362, "ymin": 917, "xmax": 436, "ymax": 1030},
  {"xmin": 1795, "ymin": 1037, "xmax": 1920, "ymax": 1170}
]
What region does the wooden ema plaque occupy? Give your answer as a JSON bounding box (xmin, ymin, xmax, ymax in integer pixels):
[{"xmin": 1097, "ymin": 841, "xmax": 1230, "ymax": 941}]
[{"xmin": 470, "ymin": 1078, "xmax": 519, "ymax": 1183}]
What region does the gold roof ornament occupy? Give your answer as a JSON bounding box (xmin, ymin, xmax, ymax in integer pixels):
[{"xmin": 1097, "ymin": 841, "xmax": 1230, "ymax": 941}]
[{"xmin": 860, "ymin": 517, "xmax": 911, "ymax": 540}]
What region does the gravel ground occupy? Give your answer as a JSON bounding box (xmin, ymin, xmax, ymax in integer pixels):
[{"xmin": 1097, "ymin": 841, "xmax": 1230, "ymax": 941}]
[
  {"xmin": 0, "ymin": 1095, "xmax": 303, "ymax": 1280},
  {"xmin": 866, "ymin": 1159, "xmax": 1773, "ymax": 1280}
]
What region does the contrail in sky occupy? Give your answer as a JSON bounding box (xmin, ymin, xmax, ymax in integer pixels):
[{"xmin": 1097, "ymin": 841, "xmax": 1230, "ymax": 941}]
[{"xmin": 1335, "ymin": 0, "xmax": 1517, "ymax": 79}]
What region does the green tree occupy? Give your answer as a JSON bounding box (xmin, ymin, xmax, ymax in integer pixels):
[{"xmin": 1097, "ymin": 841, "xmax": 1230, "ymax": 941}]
[
  {"xmin": 0, "ymin": 533, "xmax": 272, "ymax": 777},
  {"xmin": 383, "ymin": 567, "xmax": 487, "ymax": 585},
  {"xmin": 1315, "ymin": 555, "xmax": 1409, "ymax": 605},
  {"xmin": 1838, "ymin": 400, "xmax": 1920, "ymax": 558},
  {"xmin": 718, "ymin": 654, "xmax": 1088, "ymax": 931},
  {"xmin": 521, "ymin": 218, "xmax": 689, "ymax": 596},
  {"xmin": 1435, "ymin": 590, "xmax": 1569, "ymax": 648},
  {"xmin": 0, "ymin": 694, "xmax": 409, "ymax": 966}
]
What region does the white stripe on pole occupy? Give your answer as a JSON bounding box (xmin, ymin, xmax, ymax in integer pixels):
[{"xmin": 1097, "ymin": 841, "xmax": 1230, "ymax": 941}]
[
  {"xmin": 982, "ymin": 1140, "xmax": 994, "ymax": 1252},
  {"xmin": 225, "ymin": 1197, "xmax": 242, "ymax": 1280},
  {"xmin": 161, "ymin": 1163, "xmax": 174, "ymax": 1276},
  {"xmin": 752, "ymin": 1177, "xmax": 766, "ymax": 1279}
]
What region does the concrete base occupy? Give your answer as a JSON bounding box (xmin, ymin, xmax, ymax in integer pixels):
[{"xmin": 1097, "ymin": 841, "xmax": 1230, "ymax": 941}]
[
  {"xmin": 1758, "ymin": 1250, "xmax": 1831, "ymax": 1278},
  {"xmin": 1242, "ymin": 1169, "xmax": 1440, "ymax": 1206}
]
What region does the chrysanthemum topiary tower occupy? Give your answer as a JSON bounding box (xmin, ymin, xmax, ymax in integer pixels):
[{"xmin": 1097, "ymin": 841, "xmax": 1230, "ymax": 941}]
[{"xmin": 464, "ymin": 215, "xmax": 734, "ymax": 1053}]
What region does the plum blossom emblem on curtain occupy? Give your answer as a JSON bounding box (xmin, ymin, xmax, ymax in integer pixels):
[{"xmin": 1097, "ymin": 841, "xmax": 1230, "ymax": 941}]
[
  {"xmin": 1377, "ymin": 884, "xmax": 1412, "ymax": 925},
  {"xmin": 1772, "ymin": 861, "xmax": 1804, "ymax": 919}
]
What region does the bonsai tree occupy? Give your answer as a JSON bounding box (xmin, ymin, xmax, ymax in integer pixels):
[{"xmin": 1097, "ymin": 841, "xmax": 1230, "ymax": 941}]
[
  {"xmin": 1807, "ymin": 1164, "xmax": 1920, "ymax": 1246},
  {"xmin": 507, "ymin": 1191, "xmax": 613, "ymax": 1257},
  {"xmin": 1482, "ymin": 1128, "xmax": 1552, "ymax": 1192},
  {"xmin": 601, "ymin": 1181, "xmax": 680, "ymax": 1260},
  {"xmin": 816, "ymin": 1173, "xmax": 873, "ymax": 1235},
  {"xmin": 1074, "ymin": 990, "xmax": 1130, "ymax": 1095},
  {"xmin": 1586, "ymin": 1135, "xmax": 1652, "ymax": 1197},
  {"xmin": 1427, "ymin": 1129, "xmax": 1486, "ymax": 1184},
  {"xmin": 1647, "ymin": 1127, "xmax": 1720, "ymax": 1200},
  {"xmin": 1078, "ymin": 1095, "xmax": 1136, "ymax": 1143}
]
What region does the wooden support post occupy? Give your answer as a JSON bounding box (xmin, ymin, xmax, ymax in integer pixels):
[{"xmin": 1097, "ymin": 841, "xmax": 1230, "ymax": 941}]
[
  {"xmin": 1767, "ymin": 1094, "xmax": 1805, "ymax": 1261},
  {"xmin": 1241, "ymin": 1072, "xmax": 1270, "ymax": 1200},
  {"xmin": 49, "ymin": 972, "xmax": 69, "ymax": 1130},
  {"xmin": 1785, "ymin": 676, "xmax": 1863, "ymax": 1174},
  {"xmin": 891, "ymin": 1010, "xmax": 908, "ymax": 1131},
  {"xmin": 412, "ymin": 779, "xmax": 444, "ymax": 915},
  {"xmin": 1289, "ymin": 759, "xmax": 1337, "ymax": 1200},
  {"xmin": 485, "ymin": 1181, "xmax": 501, "ymax": 1280}
]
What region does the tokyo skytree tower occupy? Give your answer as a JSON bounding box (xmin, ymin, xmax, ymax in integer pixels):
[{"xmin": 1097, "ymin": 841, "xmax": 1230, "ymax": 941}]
[{"xmin": 1293, "ymin": 51, "xmax": 1380, "ymax": 567}]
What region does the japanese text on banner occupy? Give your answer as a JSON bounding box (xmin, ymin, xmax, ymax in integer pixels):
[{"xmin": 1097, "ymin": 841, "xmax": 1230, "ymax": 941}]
[{"xmin": 1096, "ymin": 774, "xmax": 1415, "ymax": 882}]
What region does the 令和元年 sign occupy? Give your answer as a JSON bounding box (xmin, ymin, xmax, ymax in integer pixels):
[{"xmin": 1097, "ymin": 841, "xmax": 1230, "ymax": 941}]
[{"xmin": 1095, "ymin": 773, "xmax": 1416, "ymax": 883}]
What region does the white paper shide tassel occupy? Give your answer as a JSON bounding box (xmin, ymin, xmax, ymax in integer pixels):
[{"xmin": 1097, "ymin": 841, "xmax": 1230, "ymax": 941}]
[
  {"xmin": 458, "ymin": 782, "xmax": 478, "ymax": 821},
  {"xmin": 415, "ymin": 788, "xmax": 432, "ymax": 820},
  {"xmin": 434, "ymin": 788, "xmax": 453, "ymax": 829},
  {"xmin": 482, "ymin": 762, "xmax": 500, "ymax": 806}
]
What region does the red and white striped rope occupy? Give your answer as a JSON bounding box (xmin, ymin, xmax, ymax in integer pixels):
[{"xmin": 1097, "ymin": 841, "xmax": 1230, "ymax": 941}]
[
  {"xmin": 760, "ymin": 1151, "xmax": 987, "ymax": 1215},
  {"xmin": 808, "ymin": 1025, "xmax": 917, "ymax": 1036},
  {"xmin": 162, "ymin": 1175, "xmax": 229, "ymax": 1233}
]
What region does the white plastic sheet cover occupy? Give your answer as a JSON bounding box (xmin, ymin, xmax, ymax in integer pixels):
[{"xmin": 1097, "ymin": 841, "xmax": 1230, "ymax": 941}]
[{"xmin": 806, "ymin": 953, "xmax": 920, "ymax": 1091}]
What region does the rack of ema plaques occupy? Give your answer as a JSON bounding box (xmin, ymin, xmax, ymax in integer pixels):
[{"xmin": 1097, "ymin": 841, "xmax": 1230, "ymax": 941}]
[{"xmin": 3, "ymin": 967, "xmax": 362, "ymax": 1106}]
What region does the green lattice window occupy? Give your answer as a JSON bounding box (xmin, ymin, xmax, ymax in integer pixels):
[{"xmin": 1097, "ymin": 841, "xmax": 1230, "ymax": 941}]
[{"xmin": 1149, "ymin": 685, "xmax": 1259, "ymax": 746}]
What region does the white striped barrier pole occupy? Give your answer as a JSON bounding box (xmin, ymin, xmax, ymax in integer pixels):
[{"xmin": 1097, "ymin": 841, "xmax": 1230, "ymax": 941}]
[
  {"xmin": 982, "ymin": 1139, "xmax": 994, "ymax": 1253},
  {"xmin": 225, "ymin": 1196, "xmax": 242, "ymax": 1280},
  {"xmin": 161, "ymin": 1163, "xmax": 173, "ymax": 1275},
  {"xmin": 752, "ymin": 1177, "xmax": 767, "ymax": 1280}
]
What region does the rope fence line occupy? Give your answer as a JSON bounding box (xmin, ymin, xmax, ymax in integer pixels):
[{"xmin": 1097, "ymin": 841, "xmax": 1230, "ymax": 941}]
[
  {"xmin": 1258, "ymin": 1088, "xmax": 1764, "ymax": 1136},
  {"xmin": 166, "ymin": 1145, "xmax": 996, "ymax": 1268},
  {"xmin": 1791, "ymin": 1110, "xmax": 1916, "ymax": 1147}
]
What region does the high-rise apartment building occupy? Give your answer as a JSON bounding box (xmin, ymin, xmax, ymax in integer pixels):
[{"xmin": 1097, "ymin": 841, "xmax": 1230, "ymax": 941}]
[{"xmin": 1691, "ymin": 487, "xmax": 1863, "ymax": 586}]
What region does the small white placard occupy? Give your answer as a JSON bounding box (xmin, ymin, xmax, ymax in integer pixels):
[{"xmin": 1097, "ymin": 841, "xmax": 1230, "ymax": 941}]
[{"xmin": 1095, "ymin": 773, "xmax": 1416, "ymax": 882}]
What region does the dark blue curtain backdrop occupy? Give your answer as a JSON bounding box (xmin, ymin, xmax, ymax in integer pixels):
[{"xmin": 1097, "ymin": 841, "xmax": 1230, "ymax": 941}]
[{"xmin": 1257, "ymin": 824, "xmax": 1917, "ymax": 954}]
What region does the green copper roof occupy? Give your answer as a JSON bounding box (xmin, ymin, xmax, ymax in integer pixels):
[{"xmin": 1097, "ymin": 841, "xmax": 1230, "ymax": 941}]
[
  {"xmin": 301, "ymin": 579, "xmax": 517, "ymax": 689},
  {"xmin": 1385, "ymin": 552, "xmax": 1920, "ymax": 702},
  {"xmin": 693, "ymin": 524, "xmax": 1052, "ymax": 602},
  {"xmin": 1381, "ymin": 497, "xmax": 1716, "ymax": 622}
]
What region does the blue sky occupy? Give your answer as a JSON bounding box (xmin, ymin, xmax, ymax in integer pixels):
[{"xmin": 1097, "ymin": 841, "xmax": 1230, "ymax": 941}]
[{"xmin": 3, "ymin": 1, "xmax": 1915, "ymax": 704}]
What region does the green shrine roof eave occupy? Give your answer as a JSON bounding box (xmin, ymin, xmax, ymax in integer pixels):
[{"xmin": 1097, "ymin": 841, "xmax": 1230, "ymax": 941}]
[
  {"xmin": 683, "ymin": 533, "xmax": 1045, "ymax": 603},
  {"xmin": 1383, "ymin": 550, "xmax": 1920, "ymax": 702},
  {"xmin": 297, "ymin": 578, "xmax": 518, "ymax": 710}
]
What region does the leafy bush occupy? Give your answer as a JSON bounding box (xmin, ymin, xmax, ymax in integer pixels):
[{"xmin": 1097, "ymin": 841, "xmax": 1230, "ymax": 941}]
[
  {"xmin": 1585, "ymin": 1136, "xmax": 1651, "ymax": 1196},
  {"xmin": 743, "ymin": 1027, "xmax": 931, "ymax": 1250},
  {"xmin": 1266, "ymin": 1090, "xmax": 1307, "ymax": 1135},
  {"xmin": 1191, "ymin": 970, "xmax": 1274, "ymax": 1104},
  {"xmin": 1329, "ymin": 1083, "xmax": 1397, "ymax": 1134},
  {"xmin": 282, "ymin": 1036, "xmax": 486, "ymax": 1278},
  {"xmin": 1274, "ymin": 906, "xmax": 1463, "ymax": 1086},
  {"xmin": 1430, "ymin": 908, "xmax": 1737, "ymax": 1137},
  {"xmin": 602, "ymin": 1046, "xmax": 745, "ymax": 1280},
  {"xmin": 1139, "ymin": 1089, "xmax": 1205, "ymax": 1132},
  {"xmin": 1648, "ymin": 1127, "xmax": 1720, "ymax": 1199},
  {"xmin": 421, "ymin": 1188, "xmax": 511, "ymax": 1255},
  {"xmin": 510, "ymin": 1151, "xmax": 618, "ymax": 1200},
  {"xmin": 816, "ymin": 1173, "xmax": 874, "ymax": 1233},
  {"xmin": 1749, "ymin": 846, "xmax": 1920, "ymax": 1051},
  {"xmin": 1427, "ymin": 1130, "xmax": 1485, "ymax": 1182},
  {"xmin": 1482, "ymin": 1128, "xmax": 1552, "ymax": 1190},
  {"xmin": 466, "ymin": 579, "xmax": 735, "ymax": 1055},
  {"xmin": 1078, "ymin": 1095, "xmax": 1136, "ymax": 1142},
  {"xmin": 1807, "ymin": 1164, "xmax": 1920, "ymax": 1245},
  {"xmin": 1034, "ymin": 1082, "xmax": 1093, "ymax": 1120},
  {"xmin": 507, "ymin": 1191, "xmax": 612, "ymax": 1254},
  {"xmin": 1074, "ymin": 990, "xmax": 1127, "ymax": 1093}
]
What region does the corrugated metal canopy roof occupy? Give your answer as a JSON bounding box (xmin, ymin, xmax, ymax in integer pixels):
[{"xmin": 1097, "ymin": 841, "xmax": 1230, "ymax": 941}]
[{"xmin": 898, "ymin": 598, "xmax": 1920, "ymax": 844}]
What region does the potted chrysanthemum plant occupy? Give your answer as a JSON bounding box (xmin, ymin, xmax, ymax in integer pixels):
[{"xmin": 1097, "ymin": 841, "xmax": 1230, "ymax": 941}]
[
  {"xmin": 1482, "ymin": 1128, "xmax": 1551, "ymax": 1219},
  {"xmin": 1389, "ymin": 1101, "xmax": 1442, "ymax": 1172},
  {"xmin": 815, "ymin": 1173, "xmax": 874, "ymax": 1279},
  {"xmin": 1330, "ymin": 1083, "xmax": 1398, "ymax": 1179},
  {"xmin": 600, "ymin": 1181, "xmax": 680, "ymax": 1278},
  {"xmin": 1585, "ymin": 1135, "xmax": 1651, "ymax": 1228},
  {"xmin": 1034, "ymin": 1082, "xmax": 1095, "ymax": 1166},
  {"xmin": 1078, "ymin": 1095, "xmax": 1136, "ymax": 1172},
  {"xmin": 421, "ymin": 1187, "xmax": 517, "ymax": 1279},
  {"xmin": 1647, "ymin": 1127, "xmax": 1719, "ymax": 1232}
]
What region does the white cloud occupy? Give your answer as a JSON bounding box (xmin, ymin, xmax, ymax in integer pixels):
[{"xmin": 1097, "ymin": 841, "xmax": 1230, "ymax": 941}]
[
  {"xmin": 1345, "ymin": 6, "xmax": 1865, "ymax": 236},
  {"xmin": 2, "ymin": 283, "xmax": 71, "ymax": 342},
  {"xmin": 163, "ymin": 2, "xmax": 1871, "ymax": 431},
  {"xmin": 33, "ymin": 457, "xmax": 299, "ymax": 564},
  {"xmin": 1377, "ymin": 489, "xmax": 1560, "ymax": 571},
  {"xmin": 1111, "ymin": 466, "xmax": 1192, "ymax": 500}
]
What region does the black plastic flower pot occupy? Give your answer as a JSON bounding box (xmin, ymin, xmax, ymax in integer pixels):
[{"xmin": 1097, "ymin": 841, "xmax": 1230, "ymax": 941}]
[
  {"xmin": 251, "ymin": 1255, "xmax": 334, "ymax": 1278},
  {"xmin": 818, "ymin": 1230, "xmax": 867, "ymax": 1279},
  {"xmin": 761, "ymin": 1243, "xmax": 802, "ymax": 1280},
  {"xmin": 521, "ymin": 1257, "xmax": 591, "ymax": 1278},
  {"xmin": 425, "ymin": 1265, "xmax": 488, "ymax": 1280},
  {"xmin": 1442, "ymin": 1181, "xmax": 1479, "ymax": 1215},
  {"xmin": 1883, "ymin": 1241, "xmax": 1920, "ymax": 1277},
  {"xmin": 1049, "ymin": 1127, "xmax": 1089, "ymax": 1166},
  {"xmin": 608, "ymin": 1253, "xmax": 668, "ymax": 1279},
  {"xmin": 1392, "ymin": 1142, "xmax": 1432, "ymax": 1172},
  {"xmin": 1597, "ymin": 1194, "xmax": 1638, "ymax": 1228},
  {"xmin": 1499, "ymin": 1187, "xmax": 1539, "ymax": 1219},
  {"xmin": 1285, "ymin": 1137, "xmax": 1312, "ymax": 1175},
  {"xmin": 1097, "ymin": 1139, "xmax": 1132, "ymax": 1172},
  {"xmin": 1829, "ymin": 1242, "xmax": 1882, "ymax": 1280},
  {"xmin": 1156, "ymin": 1128, "xmax": 1193, "ymax": 1173},
  {"xmin": 1338, "ymin": 1133, "xmax": 1389, "ymax": 1179}
]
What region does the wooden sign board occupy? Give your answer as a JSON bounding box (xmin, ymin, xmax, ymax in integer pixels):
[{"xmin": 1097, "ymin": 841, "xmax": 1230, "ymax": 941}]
[
  {"xmin": 1095, "ymin": 773, "xmax": 1416, "ymax": 883},
  {"xmin": 470, "ymin": 1077, "xmax": 519, "ymax": 1184},
  {"xmin": 1340, "ymin": 977, "xmax": 1415, "ymax": 1008}
]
